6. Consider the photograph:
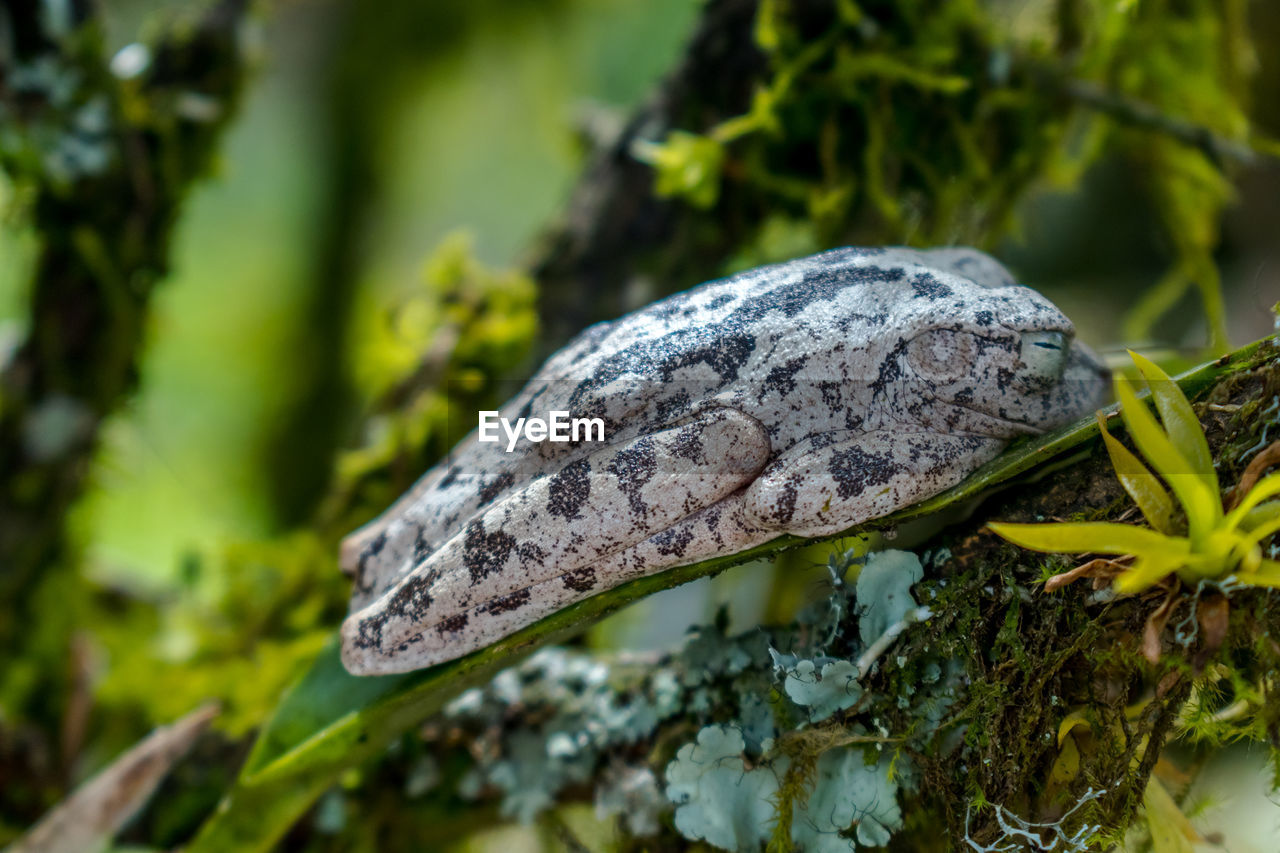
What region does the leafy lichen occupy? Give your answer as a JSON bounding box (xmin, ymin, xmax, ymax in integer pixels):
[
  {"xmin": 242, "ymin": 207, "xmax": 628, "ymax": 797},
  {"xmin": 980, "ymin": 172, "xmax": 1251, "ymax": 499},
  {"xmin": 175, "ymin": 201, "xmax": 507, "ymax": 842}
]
[
  {"xmin": 404, "ymin": 549, "xmax": 957, "ymax": 850},
  {"xmin": 666, "ymin": 725, "xmax": 783, "ymax": 850}
]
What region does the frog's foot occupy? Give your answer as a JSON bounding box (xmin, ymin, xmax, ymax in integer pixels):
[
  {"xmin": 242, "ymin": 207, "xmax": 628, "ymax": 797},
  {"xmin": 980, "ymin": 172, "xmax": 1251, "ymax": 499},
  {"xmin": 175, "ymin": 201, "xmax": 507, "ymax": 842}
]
[
  {"xmin": 340, "ymin": 408, "xmax": 771, "ymax": 675},
  {"xmin": 744, "ymin": 430, "xmax": 1006, "ymax": 538},
  {"xmin": 339, "ymin": 454, "xmax": 527, "ymax": 605}
]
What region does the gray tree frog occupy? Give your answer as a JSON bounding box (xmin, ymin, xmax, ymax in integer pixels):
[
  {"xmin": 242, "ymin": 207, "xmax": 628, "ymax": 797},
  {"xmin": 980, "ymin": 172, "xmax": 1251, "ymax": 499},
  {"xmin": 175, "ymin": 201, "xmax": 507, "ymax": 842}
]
[{"xmin": 338, "ymin": 247, "xmax": 1107, "ymax": 675}]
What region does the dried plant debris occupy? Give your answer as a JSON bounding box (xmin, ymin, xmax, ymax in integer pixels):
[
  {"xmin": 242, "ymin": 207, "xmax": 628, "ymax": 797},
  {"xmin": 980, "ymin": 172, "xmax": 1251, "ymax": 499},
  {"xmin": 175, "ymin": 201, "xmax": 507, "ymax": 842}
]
[{"xmin": 8, "ymin": 704, "xmax": 217, "ymax": 853}]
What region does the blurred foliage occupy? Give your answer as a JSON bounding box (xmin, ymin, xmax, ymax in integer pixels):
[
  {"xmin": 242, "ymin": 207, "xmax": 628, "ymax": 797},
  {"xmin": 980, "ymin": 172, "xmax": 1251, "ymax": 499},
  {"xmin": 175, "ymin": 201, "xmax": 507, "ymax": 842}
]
[
  {"xmin": 94, "ymin": 533, "xmax": 346, "ymax": 738},
  {"xmin": 323, "ymin": 231, "xmax": 538, "ymax": 537},
  {"xmin": 1, "ymin": 0, "xmax": 1279, "ymax": 850},
  {"xmin": 0, "ymin": 0, "xmax": 252, "ymax": 840},
  {"xmin": 635, "ymin": 0, "xmax": 1269, "ymax": 352},
  {"xmin": 258, "ymin": 0, "xmax": 576, "ymax": 526}
]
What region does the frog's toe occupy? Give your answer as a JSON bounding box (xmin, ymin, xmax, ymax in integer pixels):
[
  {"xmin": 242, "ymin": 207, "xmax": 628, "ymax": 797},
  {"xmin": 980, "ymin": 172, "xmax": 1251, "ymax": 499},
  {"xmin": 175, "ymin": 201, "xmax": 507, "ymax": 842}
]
[
  {"xmin": 340, "ymin": 613, "xmax": 385, "ymax": 675},
  {"xmin": 340, "ymin": 606, "xmax": 438, "ymax": 676}
]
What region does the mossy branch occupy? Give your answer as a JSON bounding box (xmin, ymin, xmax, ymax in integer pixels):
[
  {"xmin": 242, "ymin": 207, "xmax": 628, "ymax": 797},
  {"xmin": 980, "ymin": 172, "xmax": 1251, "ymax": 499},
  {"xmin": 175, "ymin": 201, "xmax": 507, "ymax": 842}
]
[
  {"xmin": 527, "ymin": 0, "xmax": 765, "ymax": 354},
  {"xmin": 188, "ymin": 339, "xmax": 1273, "ymax": 851},
  {"xmin": 1056, "ymin": 77, "xmax": 1274, "ymax": 168}
]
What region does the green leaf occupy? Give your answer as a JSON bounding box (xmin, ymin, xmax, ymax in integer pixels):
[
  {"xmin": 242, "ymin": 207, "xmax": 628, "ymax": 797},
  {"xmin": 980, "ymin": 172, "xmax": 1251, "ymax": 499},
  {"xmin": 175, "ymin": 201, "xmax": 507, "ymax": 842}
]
[
  {"xmin": 632, "ymin": 132, "xmax": 725, "ymax": 209},
  {"xmin": 1096, "ymin": 412, "xmax": 1177, "ymax": 535},
  {"xmin": 1236, "ymin": 500, "xmax": 1280, "ymax": 532},
  {"xmin": 1129, "ymin": 350, "xmax": 1219, "ymax": 508},
  {"xmin": 1241, "ymin": 513, "xmax": 1280, "ymax": 549},
  {"xmin": 987, "ymin": 521, "xmax": 1190, "ymax": 558},
  {"xmin": 1143, "ymin": 776, "xmax": 1200, "ymax": 853},
  {"xmin": 1114, "ymin": 376, "xmax": 1218, "ymax": 544}
]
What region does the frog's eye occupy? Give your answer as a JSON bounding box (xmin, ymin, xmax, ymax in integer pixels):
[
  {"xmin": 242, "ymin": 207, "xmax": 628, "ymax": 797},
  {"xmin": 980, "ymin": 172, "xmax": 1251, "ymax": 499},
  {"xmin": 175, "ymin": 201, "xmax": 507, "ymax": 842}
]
[
  {"xmin": 1016, "ymin": 330, "xmax": 1070, "ymax": 389},
  {"xmin": 906, "ymin": 330, "xmax": 986, "ymax": 383}
]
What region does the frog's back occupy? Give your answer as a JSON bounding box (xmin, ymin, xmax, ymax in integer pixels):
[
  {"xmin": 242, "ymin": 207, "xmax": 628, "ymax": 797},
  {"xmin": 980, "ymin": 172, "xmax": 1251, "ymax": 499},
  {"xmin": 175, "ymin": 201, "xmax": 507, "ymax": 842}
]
[
  {"xmin": 341, "ymin": 246, "xmax": 1019, "ymax": 604},
  {"xmin": 536, "ymin": 247, "xmax": 898, "ymax": 387},
  {"xmin": 406, "ymin": 246, "xmax": 989, "ymax": 500}
]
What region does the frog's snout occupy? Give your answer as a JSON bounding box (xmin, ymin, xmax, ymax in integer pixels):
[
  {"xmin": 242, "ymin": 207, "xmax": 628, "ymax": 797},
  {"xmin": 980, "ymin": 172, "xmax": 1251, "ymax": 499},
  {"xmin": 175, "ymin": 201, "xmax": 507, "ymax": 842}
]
[{"xmin": 1017, "ymin": 330, "xmax": 1070, "ymax": 389}]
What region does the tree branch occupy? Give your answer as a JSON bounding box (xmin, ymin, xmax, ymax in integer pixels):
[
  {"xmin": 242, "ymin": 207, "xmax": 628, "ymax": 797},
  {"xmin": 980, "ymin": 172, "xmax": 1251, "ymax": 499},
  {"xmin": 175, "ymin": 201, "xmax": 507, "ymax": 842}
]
[
  {"xmin": 527, "ymin": 0, "xmax": 766, "ymax": 354},
  {"xmin": 0, "ymin": 0, "xmax": 253, "ymax": 751},
  {"xmin": 342, "ymin": 339, "xmax": 1279, "ymax": 850},
  {"xmin": 188, "ymin": 338, "xmax": 1275, "ymax": 851}
]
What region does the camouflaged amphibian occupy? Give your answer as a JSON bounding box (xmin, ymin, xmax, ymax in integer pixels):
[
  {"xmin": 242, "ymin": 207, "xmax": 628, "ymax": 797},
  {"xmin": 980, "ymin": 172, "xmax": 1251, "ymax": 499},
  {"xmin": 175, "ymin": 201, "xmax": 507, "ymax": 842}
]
[{"xmin": 339, "ymin": 247, "xmax": 1108, "ymax": 675}]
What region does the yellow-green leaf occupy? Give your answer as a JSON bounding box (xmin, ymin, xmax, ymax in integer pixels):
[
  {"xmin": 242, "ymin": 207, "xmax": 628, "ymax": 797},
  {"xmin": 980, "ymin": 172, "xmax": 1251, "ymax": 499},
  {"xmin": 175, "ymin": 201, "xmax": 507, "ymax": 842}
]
[
  {"xmin": 1114, "ymin": 554, "xmax": 1184, "ymax": 594},
  {"xmin": 1115, "ymin": 376, "xmax": 1219, "ymax": 544},
  {"xmin": 1237, "ymin": 500, "xmax": 1280, "ymax": 532},
  {"xmin": 1056, "ymin": 709, "xmax": 1093, "ymax": 747},
  {"xmin": 1130, "ymin": 350, "xmax": 1218, "ymax": 499},
  {"xmin": 1096, "ymin": 412, "xmax": 1177, "ymax": 535},
  {"xmin": 1241, "ymin": 513, "xmax": 1280, "ymax": 549},
  {"xmin": 988, "ymin": 521, "xmax": 1190, "ymax": 557},
  {"xmin": 1233, "ymin": 559, "xmax": 1280, "ymax": 589},
  {"xmin": 1225, "ymin": 472, "xmax": 1280, "ymax": 531},
  {"xmin": 633, "ymin": 132, "xmax": 725, "ymax": 209},
  {"xmin": 1048, "ymin": 733, "xmax": 1081, "ymax": 786},
  {"xmin": 1143, "ymin": 776, "xmax": 1201, "ymax": 853}
]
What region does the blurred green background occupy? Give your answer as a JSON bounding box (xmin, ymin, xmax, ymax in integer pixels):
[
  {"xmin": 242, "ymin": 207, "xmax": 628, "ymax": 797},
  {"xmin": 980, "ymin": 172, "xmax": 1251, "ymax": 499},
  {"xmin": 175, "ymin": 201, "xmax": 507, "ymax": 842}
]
[{"xmin": 2, "ymin": 0, "xmax": 1280, "ymax": 848}]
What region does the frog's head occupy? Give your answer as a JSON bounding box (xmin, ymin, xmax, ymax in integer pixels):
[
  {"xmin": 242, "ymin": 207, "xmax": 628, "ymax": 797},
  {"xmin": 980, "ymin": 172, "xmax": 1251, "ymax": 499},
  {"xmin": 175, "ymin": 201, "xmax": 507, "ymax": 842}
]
[{"xmin": 897, "ymin": 280, "xmax": 1108, "ymax": 438}]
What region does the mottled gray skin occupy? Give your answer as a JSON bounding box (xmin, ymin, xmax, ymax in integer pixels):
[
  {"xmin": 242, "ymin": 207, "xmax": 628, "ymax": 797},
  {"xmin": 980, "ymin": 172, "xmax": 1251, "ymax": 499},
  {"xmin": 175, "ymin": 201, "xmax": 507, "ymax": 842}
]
[{"xmin": 339, "ymin": 247, "xmax": 1107, "ymax": 675}]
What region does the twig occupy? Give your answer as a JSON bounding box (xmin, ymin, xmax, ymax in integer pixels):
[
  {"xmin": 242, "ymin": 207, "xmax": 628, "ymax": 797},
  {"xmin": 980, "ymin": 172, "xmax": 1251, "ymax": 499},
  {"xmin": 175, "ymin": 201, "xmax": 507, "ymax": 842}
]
[
  {"xmin": 1059, "ymin": 77, "xmax": 1268, "ymax": 167},
  {"xmin": 855, "ymin": 606, "xmax": 932, "ymax": 679}
]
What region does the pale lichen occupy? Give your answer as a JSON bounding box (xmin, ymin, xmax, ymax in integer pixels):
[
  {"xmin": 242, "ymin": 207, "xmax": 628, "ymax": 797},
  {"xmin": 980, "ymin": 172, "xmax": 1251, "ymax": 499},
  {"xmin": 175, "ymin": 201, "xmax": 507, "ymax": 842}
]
[{"xmin": 428, "ymin": 549, "xmax": 959, "ymax": 850}]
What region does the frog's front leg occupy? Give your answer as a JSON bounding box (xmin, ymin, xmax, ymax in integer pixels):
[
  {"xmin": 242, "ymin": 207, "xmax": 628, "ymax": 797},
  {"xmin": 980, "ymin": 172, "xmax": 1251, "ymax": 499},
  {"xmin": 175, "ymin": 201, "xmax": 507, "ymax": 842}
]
[
  {"xmin": 744, "ymin": 430, "xmax": 1006, "ymax": 538},
  {"xmin": 341, "ymin": 407, "xmax": 771, "ymax": 674}
]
